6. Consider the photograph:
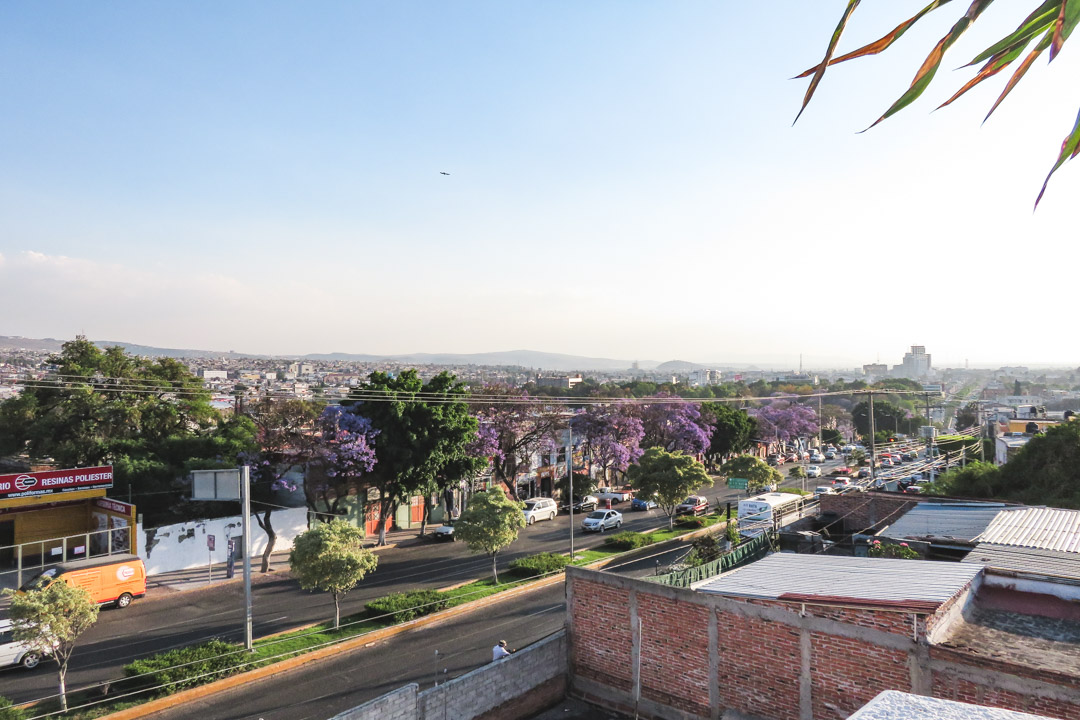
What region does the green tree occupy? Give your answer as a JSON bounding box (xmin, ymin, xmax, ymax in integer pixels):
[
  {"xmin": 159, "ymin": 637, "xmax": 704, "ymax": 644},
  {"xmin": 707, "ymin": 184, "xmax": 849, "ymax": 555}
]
[
  {"xmin": 955, "ymin": 403, "xmax": 980, "ymax": 431},
  {"xmin": 6, "ymin": 581, "xmax": 100, "ymax": 712},
  {"xmin": 719, "ymin": 455, "xmax": 782, "ymax": 494},
  {"xmin": 454, "ymin": 488, "xmax": 526, "ymax": 583},
  {"xmin": 289, "ymin": 519, "xmax": 378, "ymax": 629},
  {"xmin": 925, "ymin": 461, "xmax": 1002, "ymax": 498},
  {"xmin": 849, "ymin": 449, "xmax": 867, "ymax": 468},
  {"xmin": 0, "ymin": 337, "xmax": 255, "ymax": 523},
  {"xmin": 797, "ymin": 1, "xmax": 1080, "ymax": 205},
  {"xmin": 820, "ymin": 428, "xmax": 843, "ymax": 446},
  {"xmin": 701, "ymin": 404, "xmax": 758, "ymax": 463},
  {"xmin": 343, "ymin": 370, "xmax": 479, "ymax": 545},
  {"xmin": 627, "ymin": 448, "xmax": 713, "ymax": 529},
  {"xmin": 789, "ymin": 465, "xmax": 807, "ymax": 480},
  {"xmin": 0, "ymin": 697, "xmax": 24, "ymax": 720}
]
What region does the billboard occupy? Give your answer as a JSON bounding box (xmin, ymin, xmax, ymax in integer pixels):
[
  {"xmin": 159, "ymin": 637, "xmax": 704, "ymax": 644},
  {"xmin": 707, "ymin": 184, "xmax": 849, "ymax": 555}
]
[{"xmin": 0, "ymin": 465, "xmax": 114, "ymax": 501}]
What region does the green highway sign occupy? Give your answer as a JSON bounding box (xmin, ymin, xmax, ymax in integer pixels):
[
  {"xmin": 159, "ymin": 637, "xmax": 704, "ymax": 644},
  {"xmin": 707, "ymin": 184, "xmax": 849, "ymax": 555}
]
[{"xmin": 727, "ymin": 477, "xmax": 748, "ymax": 490}]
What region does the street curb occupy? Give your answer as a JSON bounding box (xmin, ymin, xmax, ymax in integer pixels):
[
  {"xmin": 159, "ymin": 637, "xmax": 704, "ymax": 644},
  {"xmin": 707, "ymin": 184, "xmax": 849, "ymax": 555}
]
[{"xmin": 99, "ymin": 569, "xmax": 571, "ymax": 720}]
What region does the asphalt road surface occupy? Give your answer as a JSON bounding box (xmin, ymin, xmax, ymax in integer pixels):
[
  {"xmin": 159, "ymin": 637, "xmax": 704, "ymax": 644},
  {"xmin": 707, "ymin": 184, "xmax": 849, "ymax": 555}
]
[{"xmin": 0, "ymin": 463, "xmax": 835, "ymax": 708}]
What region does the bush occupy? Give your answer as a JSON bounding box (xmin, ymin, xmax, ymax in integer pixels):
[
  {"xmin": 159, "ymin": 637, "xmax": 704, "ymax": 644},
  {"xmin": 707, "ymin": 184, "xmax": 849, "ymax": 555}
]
[
  {"xmin": 867, "ymin": 540, "xmax": 919, "ymax": 560},
  {"xmin": 677, "ymin": 515, "xmax": 707, "ymax": 529},
  {"xmin": 603, "ymin": 532, "xmax": 655, "ymax": 550},
  {"xmin": 508, "ymin": 552, "xmax": 570, "ymax": 578},
  {"xmin": 684, "ymin": 534, "xmax": 724, "ymax": 567},
  {"xmin": 0, "ymin": 698, "xmax": 24, "ymax": 720},
  {"xmin": 366, "ymin": 590, "xmax": 449, "ymax": 623},
  {"xmin": 725, "ymin": 518, "xmax": 740, "ymax": 545},
  {"xmin": 122, "ymin": 640, "xmax": 248, "ymax": 694}
]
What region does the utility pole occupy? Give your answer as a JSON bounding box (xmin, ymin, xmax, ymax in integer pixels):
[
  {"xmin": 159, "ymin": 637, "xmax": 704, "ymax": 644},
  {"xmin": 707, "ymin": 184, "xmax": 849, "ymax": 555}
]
[
  {"xmin": 567, "ymin": 423, "xmax": 574, "ymax": 561},
  {"xmin": 868, "ymin": 392, "xmax": 876, "ymax": 488},
  {"xmin": 925, "ymin": 393, "xmax": 935, "ymax": 486},
  {"xmin": 241, "ymin": 465, "xmax": 253, "ymax": 652}
]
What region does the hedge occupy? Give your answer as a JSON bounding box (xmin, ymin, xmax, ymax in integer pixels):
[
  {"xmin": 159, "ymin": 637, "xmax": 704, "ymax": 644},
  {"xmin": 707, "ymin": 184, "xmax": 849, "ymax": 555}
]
[
  {"xmin": 366, "ymin": 590, "xmax": 449, "ymax": 624},
  {"xmin": 122, "ymin": 640, "xmax": 248, "ymax": 694},
  {"xmin": 508, "ymin": 552, "xmax": 570, "ymax": 578},
  {"xmin": 603, "ymin": 532, "xmax": 655, "ymax": 550}
]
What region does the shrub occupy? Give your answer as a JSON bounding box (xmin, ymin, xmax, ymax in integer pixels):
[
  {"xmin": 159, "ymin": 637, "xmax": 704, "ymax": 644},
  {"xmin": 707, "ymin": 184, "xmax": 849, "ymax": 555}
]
[
  {"xmin": 508, "ymin": 552, "xmax": 570, "ymax": 578},
  {"xmin": 122, "ymin": 640, "xmax": 248, "ymax": 694},
  {"xmin": 677, "ymin": 515, "xmax": 707, "ymax": 529},
  {"xmin": 603, "ymin": 532, "xmax": 655, "ymax": 550},
  {"xmin": 725, "ymin": 518, "xmax": 740, "ymax": 545},
  {"xmin": 867, "ymin": 540, "xmax": 919, "ymax": 560},
  {"xmin": 366, "ymin": 590, "xmax": 449, "ymax": 623},
  {"xmin": 0, "ymin": 698, "xmax": 24, "ymax": 720},
  {"xmin": 685, "ymin": 534, "xmax": 724, "ymax": 567}
]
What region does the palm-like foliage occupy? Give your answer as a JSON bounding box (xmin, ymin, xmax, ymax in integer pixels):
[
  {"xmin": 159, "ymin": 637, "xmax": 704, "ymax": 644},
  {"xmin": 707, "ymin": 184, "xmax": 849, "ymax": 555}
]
[{"xmin": 796, "ymin": 0, "xmax": 1080, "ymax": 206}]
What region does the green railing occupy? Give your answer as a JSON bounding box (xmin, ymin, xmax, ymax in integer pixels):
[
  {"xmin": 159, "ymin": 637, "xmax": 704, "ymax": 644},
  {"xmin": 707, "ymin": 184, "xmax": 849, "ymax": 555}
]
[{"xmin": 647, "ymin": 533, "xmax": 773, "ymax": 588}]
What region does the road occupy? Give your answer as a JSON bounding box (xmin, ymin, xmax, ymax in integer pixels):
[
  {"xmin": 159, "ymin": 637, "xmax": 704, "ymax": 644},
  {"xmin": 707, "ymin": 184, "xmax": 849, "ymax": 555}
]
[
  {"xmin": 2, "ymin": 467, "xmax": 796, "ymax": 707},
  {"xmin": 136, "ymin": 549, "xmax": 678, "ymax": 720}
]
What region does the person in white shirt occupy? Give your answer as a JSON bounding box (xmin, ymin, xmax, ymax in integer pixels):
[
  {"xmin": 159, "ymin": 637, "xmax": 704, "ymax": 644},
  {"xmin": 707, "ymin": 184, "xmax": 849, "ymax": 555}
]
[{"xmin": 492, "ymin": 640, "xmax": 512, "ymax": 662}]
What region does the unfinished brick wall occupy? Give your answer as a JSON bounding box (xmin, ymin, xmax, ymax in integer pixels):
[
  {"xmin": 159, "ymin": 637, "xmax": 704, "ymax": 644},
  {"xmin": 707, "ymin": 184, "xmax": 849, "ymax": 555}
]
[
  {"xmin": 818, "ymin": 493, "xmax": 917, "ymax": 533},
  {"xmin": 566, "ymin": 566, "xmax": 1080, "ymax": 720}
]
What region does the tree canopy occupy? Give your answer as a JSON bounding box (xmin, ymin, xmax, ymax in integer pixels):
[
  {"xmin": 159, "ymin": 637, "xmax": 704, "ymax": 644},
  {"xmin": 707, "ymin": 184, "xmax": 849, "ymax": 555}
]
[
  {"xmin": 289, "ymin": 519, "xmax": 378, "ymax": 629},
  {"xmin": 719, "ymin": 455, "xmax": 782, "ymax": 494},
  {"xmin": 7, "ymin": 581, "xmax": 100, "ymax": 712},
  {"xmin": 454, "ymin": 488, "xmax": 526, "ymax": 583},
  {"xmin": 627, "ymin": 448, "xmax": 713, "ymax": 529},
  {"xmin": 702, "ymin": 403, "xmax": 757, "ymax": 459},
  {"xmin": 796, "ymin": 1, "xmax": 1080, "ymax": 206}
]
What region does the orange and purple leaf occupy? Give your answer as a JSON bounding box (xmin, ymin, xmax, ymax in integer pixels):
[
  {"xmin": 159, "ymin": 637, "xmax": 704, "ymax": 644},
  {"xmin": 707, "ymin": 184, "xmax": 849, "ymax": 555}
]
[
  {"xmin": 794, "ymin": 0, "xmax": 861, "ymax": 124},
  {"xmin": 1036, "ymin": 104, "xmax": 1080, "ymax": 207}
]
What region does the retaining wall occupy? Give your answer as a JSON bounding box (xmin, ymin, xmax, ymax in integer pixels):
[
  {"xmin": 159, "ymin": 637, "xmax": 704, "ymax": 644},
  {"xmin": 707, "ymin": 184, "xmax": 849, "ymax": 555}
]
[{"xmin": 330, "ymin": 631, "xmax": 567, "ymax": 720}]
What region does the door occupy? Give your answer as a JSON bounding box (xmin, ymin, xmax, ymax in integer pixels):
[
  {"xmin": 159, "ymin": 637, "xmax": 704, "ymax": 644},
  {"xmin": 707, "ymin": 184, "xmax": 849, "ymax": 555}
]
[
  {"xmin": 409, "ymin": 496, "xmax": 424, "ymax": 525},
  {"xmin": 0, "ymin": 520, "xmax": 13, "ymax": 568}
]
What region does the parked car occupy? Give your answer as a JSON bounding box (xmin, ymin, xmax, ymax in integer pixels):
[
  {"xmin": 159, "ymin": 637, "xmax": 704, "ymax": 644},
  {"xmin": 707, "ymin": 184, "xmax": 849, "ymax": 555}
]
[
  {"xmin": 832, "ymin": 477, "xmax": 852, "ymax": 488},
  {"xmin": 766, "ymin": 455, "xmax": 784, "ymax": 466},
  {"xmin": 596, "ymin": 487, "xmax": 634, "ymax": 503},
  {"xmin": 630, "ymin": 496, "xmax": 658, "ymax": 511},
  {"xmin": 904, "ymin": 485, "xmax": 923, "ymax": 494},
  {"xmin": 806, "ymin": 465, "xmax": 822, "ymax": 478},
  {"xmin": 571, "ymin": 495, "xmax": 599, "ymax": 513},
  {"xmin": 581, "ymin": 509, "xmax": 623, "ymax": 533},
  {"xmin": 523, "ymin": 497, "xmax": 558, "ymax": 525},
  {"xmin": 810, "ymin": 453, "xmax": 825, "ymax": 464},
  {"xmin": 676, "ymin": 495, "xmax": 710, "ymax": 516},
  {"xmin": 0, "ymin": 619, "xmax": 45, "ymax": 670},
  {"xmin": 432, "ymin": 521, "xmax": 455, "ymax": 541},
  {"xmin": 813, "ymin": 485, "xmax": 836, "ymax": 496},
  {"xmin": 829, "ymin": 466, "xmax": 852, "ymax": 477},
  {"xmin": 785, "ymin": 452, "xmax": 799, "ymax": 463}
]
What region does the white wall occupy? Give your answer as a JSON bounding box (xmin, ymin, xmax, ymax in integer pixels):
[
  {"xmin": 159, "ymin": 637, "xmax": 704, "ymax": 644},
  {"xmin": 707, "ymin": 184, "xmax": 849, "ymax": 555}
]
[{"xmin": 139, "ymin": 507, "xmax": 310, "ymax": 576}]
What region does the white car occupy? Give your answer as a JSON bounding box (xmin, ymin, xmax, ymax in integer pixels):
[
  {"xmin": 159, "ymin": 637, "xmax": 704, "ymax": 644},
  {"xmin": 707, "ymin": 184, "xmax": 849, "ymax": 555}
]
[
  {"xmin": 810, "ymin": 453, "xmax": 826, "ymax": 464},
  {"xmin": 0, "ymin": 619, "xmax": 45, "ymax": 670},
  {"xmin": 806, "ymin": 465, "xmax": 822, "ymax": 478},
  {"xmin": 595, "ymin": 487, "xmax": 634, "ymax": 503},
  {"xmin": 581, "ymin": 509, "xmax": 623, "ymax": 533},
  {"xmin": 522, "ymin": 497, "xmax": 558, "ymax": 525},
  {"xmin": 813, "ymin": 485, "xmax": 837, "ymax": 496}
]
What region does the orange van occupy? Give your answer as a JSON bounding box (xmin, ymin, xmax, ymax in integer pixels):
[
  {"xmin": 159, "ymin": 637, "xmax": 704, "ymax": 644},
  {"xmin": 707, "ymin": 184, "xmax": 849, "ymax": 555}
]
[{"xmin": 18, "ymin": 554, "xmax": 146, "ymax": 609}]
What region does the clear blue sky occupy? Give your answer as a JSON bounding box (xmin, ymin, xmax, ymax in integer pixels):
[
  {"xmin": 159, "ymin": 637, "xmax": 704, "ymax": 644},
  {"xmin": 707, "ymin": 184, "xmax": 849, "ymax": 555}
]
[{"xmin": 1, "ymin": 2, "xmax": 1077, "ymax": 368}]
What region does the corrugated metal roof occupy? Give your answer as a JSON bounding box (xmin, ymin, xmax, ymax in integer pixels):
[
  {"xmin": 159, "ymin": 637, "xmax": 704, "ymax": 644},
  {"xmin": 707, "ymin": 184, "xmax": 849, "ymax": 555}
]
[
  {"xmin": 962, "ymin": 543, "xmax": 1080, "ymax": 582},
  {"xmin": 849, "ymin": 690, "xmax": 1056, "ymax": 720},
  {"xmin": 693, "ymin": 553, "xmax": 980, "ymax": 609},
  {"xmin": 975, "ymin": 507, "xmax": 1080, "ymax": 553},
  {"xmin": 882, "ymin": 502, "xmax": 1006, "ymax": 543}
]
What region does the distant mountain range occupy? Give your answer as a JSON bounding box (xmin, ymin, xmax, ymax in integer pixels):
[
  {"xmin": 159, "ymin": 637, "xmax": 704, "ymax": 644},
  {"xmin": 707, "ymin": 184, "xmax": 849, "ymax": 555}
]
[{"xmin": 0, "ymin": 336, "xmax": 694, "ymax": 372}]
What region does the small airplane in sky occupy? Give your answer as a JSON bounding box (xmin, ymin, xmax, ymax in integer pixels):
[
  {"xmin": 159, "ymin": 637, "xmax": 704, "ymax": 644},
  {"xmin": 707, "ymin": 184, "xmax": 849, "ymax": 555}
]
[{"xmin": 439, "ymin": 171, "xmax": 450, "ymax": 176}]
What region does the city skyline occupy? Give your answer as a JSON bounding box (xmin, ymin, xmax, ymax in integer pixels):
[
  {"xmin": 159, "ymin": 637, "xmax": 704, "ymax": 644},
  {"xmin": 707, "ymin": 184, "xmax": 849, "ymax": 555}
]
[{"xmin": 2, "ymin": 2, "xmax": 1078, "ymax": 366}]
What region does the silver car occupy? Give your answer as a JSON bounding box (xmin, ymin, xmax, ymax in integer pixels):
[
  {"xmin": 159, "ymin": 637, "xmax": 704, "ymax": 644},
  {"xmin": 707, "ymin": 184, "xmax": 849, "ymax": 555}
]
[
  {"xmin": 0, "ymin": 619, "xmax": 45, "ymax": 670},
  {"xmin": 581, "ymin": 509, "xmax": 622, "ymax": 533}
]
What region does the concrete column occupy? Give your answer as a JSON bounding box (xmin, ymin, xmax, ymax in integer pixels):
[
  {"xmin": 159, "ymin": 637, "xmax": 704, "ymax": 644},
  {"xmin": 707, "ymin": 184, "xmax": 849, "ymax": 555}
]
[
  {"xmin": 630, "ymin": 589, "xmax": 641, "ymax": 711},
  {"xmin": 800, "ymin": 627, "xmax": 813, "ymax": 720},
  {"xmin": 709, "ymin": 608, "xmax": 720, "ymax": 720}
]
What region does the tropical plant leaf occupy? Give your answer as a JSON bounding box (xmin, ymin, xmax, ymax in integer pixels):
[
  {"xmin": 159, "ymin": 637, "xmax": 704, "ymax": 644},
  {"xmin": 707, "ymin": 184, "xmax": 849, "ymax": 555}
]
[
  {"xmin": 984, "ymin": 32, "xmax": 1052, "ymax": 120},
  {"xmin": 794, "ymin": 0, "xmax": 861, "ymax": 123},
  {"xmin": 1051, "ymin": 0, "xmax": 1068, "ymax": 59},
  {"xmin": 938, "ymin": 43, "xmax": 1030, "ymax": 109},
  {"xmin": 867, "ymin": 0, "xmax": 995, "ymax": 129},
  {"xmin": 1050, "ymin": 0, "xmax": 1080, "ymax": 60},
  {"xmin": 965, "ymin": 0, "xmax": 1058, "ymax": 66},
  {"xmin": 1036, "ymin": 104, "xmax": 1080, "ymax": 206},
  {"xmin": 794, "ymin": 0, "xmax": 952, "ymax": 79}
]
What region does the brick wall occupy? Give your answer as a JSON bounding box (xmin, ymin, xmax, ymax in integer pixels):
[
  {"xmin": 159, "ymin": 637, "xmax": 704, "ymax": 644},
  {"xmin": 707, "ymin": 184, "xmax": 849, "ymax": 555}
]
[
  {"xmin": 566, "ymin": 566, "xmax": 1080, "ymax": 720},
  {"xmin": 330, "ymin": 631, "xmax": 567, "ymax": 720},
  {"xmin": 819, "ymin": 493, "xmax": 917, "ymax": 534}
]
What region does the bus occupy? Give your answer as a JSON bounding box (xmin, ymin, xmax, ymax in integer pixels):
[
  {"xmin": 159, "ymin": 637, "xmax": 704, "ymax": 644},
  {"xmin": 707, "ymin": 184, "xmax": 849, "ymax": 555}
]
[{"xmin": 736, "ymin": 492, "xmax": 804, "ymax": 537}]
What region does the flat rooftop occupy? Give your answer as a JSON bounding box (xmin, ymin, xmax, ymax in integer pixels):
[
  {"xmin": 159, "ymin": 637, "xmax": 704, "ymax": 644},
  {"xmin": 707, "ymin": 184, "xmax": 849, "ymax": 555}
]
[
  {"xmin": 848, "ymin": 690, "xmax": 1057, "ymax": 720},
  {"xmin": 693, "ymin": 553, "xmax": 981, "ymax": 612}
]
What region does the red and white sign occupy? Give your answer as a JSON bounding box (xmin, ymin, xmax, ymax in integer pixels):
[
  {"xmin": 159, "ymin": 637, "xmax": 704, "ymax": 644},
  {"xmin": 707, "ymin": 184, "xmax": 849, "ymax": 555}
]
[
  {"xmin": 94, "ymin": 497, "xmax": 133, "ymax": 515},
  {"xmin": 0, "ymin": 466, "xmax": 113, "ymax": 501},
  {"xmin": 116, "ymin": 565, "xmax": 136, "ymax": 582}
]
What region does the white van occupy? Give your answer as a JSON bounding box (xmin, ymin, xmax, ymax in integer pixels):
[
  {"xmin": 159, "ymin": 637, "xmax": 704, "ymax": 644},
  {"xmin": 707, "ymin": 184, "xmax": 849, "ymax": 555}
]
[
  {"xmin": 0, "ymin": 619, "xmax": 46, "ymax": 670},
  {"xmin": 523, "ymin": 497, "xmax": 558, "ymax": 525}
]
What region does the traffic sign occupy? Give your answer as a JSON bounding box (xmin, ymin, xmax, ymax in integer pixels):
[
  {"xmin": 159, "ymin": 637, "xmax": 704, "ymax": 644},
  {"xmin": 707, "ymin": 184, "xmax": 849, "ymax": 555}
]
[
  {"xmin": 727, "ymin": 477, "xmax": 749, "ymax": 490},
  {"xmin": 207, "ymin": 534, "xmax": 216, "ymax": 551}
]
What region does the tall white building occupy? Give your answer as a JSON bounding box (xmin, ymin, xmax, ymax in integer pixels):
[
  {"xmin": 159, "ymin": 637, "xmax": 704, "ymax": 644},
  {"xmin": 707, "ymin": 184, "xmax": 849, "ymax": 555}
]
[{"xmin": 899, "ymin": 345, "xmax": 932, "ymax": 378}]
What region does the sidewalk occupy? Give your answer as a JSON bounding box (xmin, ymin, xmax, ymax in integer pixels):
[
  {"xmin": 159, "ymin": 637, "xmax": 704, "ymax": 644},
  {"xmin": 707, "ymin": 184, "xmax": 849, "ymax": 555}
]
[{"xmin": 145, "ymin": 526, "xmax": 425, "ymax": 595}]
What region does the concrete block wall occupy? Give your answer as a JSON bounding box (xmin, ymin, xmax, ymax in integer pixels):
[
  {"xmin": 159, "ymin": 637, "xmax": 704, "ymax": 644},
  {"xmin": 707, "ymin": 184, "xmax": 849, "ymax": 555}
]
[
  {"xmin": 565, "ymin": 566, "xmax": 1080, "ymax": 720},
  {"xmin": 329, "ymin": 631, "xmax": 567, "ymax": 720},
  {"xmin": 818, "ymin": 493, "xmax": 917, "ymax": 534},
  {"xmin": 330, "ymin": 684, "xmax": 417, "ymax": 720}
]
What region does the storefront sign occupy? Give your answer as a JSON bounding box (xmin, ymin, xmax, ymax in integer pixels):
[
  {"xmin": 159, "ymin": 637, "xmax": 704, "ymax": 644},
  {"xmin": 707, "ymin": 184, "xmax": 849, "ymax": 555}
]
[
  {"xmin": 94, "ymin": 497, "xmax": 133, "ymax": 515},
  {"xmin": 0, "ymin": 466, "xmax": 113, "ymax": 500}
]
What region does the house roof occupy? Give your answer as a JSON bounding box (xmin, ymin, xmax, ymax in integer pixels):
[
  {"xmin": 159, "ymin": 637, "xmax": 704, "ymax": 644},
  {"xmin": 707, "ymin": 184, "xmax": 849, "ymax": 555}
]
[
  {"xmin": 975, "ymin": 507, "xmax": 1080, "ymax": 553},
  {"xmin": 962, "ymin": 543, "xmax": 1080, "ymax": 583},
  {"xmin": 847, "ymin": 690, "xmax": 1057, "ymax": 720},
  {"xmin": 693, "ymin": 553, "xmax": 980, "ymax": 612},
  {"xmin": 881, "ymin": 502, "xmax": 1006, "ymax": 544}
]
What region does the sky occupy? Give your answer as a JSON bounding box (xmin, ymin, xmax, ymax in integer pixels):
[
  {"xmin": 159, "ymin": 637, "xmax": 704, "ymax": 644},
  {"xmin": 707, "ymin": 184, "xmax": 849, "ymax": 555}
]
[{"xmin": 1, "ymin": 1, "xmax": 1078, "ymax": 369}]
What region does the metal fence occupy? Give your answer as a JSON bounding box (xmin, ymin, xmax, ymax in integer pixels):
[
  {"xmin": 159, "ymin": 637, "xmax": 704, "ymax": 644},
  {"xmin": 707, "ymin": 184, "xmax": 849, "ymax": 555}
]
[
  {"xmin": 0, "ymin": 526, "xmax": 132, "ymax": 590},
  {"xmin": 647, "ymin": 533, "xmax": 774, "ymax": 588}
]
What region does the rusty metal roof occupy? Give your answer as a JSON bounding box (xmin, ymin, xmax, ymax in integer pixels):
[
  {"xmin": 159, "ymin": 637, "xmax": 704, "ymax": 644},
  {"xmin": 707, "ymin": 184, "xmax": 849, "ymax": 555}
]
[
  {"xmin": 975, "ymin": 507, "xmax": 1080, "ymax": 553},
  {"xmin": 692, "ymin": 553, "xmax": 980, "ymax": 610}
]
